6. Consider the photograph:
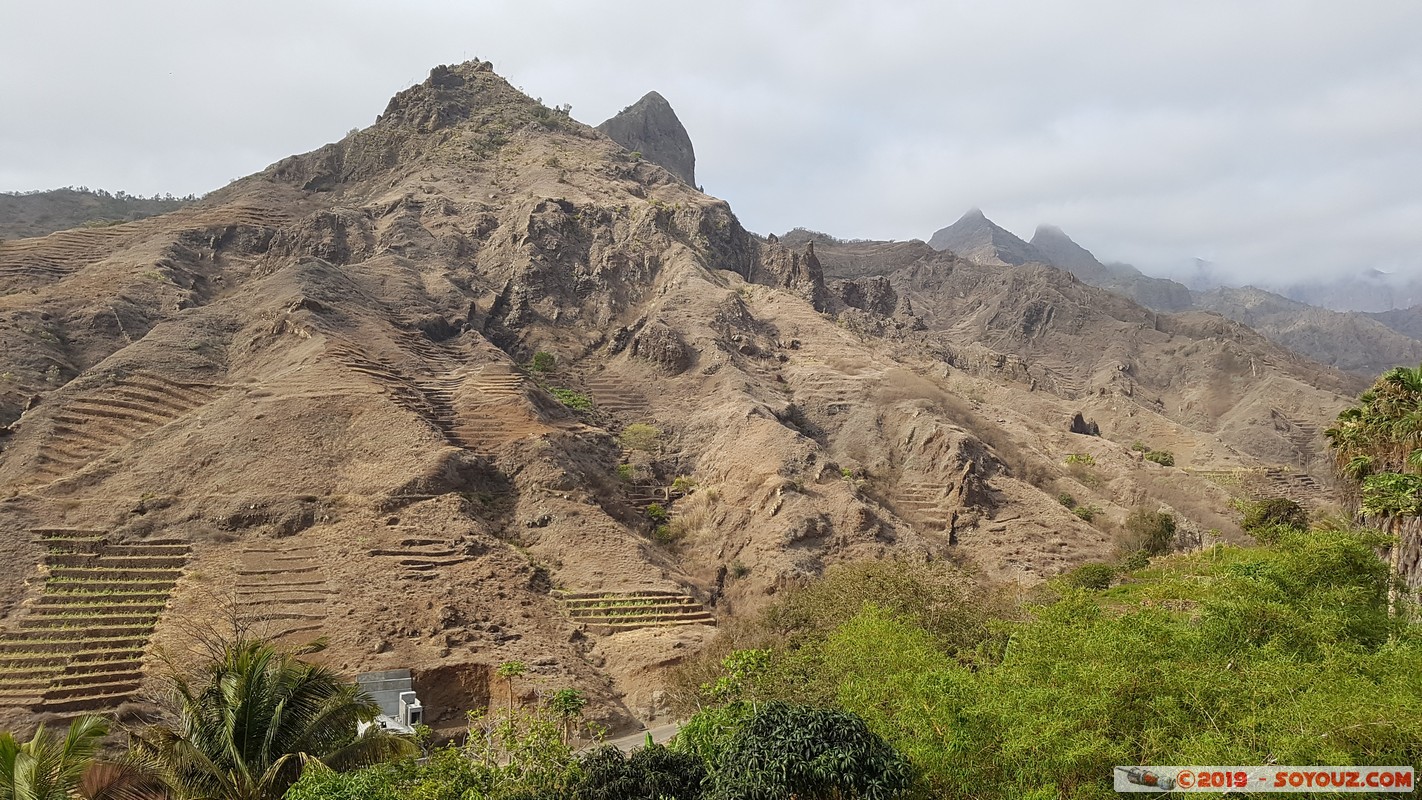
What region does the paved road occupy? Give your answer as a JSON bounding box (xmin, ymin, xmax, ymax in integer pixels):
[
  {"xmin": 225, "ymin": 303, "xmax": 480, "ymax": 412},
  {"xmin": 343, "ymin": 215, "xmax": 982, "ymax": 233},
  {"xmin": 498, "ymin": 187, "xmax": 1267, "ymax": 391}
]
[{"xmin": 595, "ymin": 722, "xmax": 682, "ymax": 752}]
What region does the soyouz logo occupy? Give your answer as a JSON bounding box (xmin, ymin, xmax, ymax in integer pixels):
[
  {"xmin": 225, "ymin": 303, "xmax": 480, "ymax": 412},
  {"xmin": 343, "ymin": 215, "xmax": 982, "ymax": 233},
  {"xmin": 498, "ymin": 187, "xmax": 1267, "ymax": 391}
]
[{"xmin": 1115, "ymin": 766, "xmax": 1414, "ymax": 793}]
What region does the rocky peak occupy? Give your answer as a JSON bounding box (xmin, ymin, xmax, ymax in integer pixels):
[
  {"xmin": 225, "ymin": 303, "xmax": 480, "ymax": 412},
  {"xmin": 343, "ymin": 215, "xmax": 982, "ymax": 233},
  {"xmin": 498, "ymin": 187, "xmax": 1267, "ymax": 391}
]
[
  {"xmin": 1030, "ymin": 224, "xmax": 1107, "ymax": 275},
  {"xmin": 927, "ymin": 208, "xmax": 1043, "ymax": 266},
  {"xmin": 596, "ymin": 91, "xmax": 697, "ymax": 186}
]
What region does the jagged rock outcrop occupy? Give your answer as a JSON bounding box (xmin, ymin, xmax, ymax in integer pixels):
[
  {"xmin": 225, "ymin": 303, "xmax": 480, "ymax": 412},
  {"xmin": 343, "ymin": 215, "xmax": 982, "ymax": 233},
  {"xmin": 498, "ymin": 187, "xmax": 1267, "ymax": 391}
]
[
  {"xmin": 596, "ymin": 92, "xmax": 696, "ymax": 186},
  {"xmin": 750, "ymin": 240, "xmax": 829, "ymax": 310},
  {"xmin": 778, "ymin": 229, "xmax": 935, "ymax": 281},
  {"xmin": 1069, "ymin": 412, "xmax": 1100, "ymax": 436},
  {"xmin": 631, "ymin": 322, "xmax": 695, "ymax": 374},
  {"xmin": 832, "ymin": 275, "xmax": 898, "ymax": 316}
]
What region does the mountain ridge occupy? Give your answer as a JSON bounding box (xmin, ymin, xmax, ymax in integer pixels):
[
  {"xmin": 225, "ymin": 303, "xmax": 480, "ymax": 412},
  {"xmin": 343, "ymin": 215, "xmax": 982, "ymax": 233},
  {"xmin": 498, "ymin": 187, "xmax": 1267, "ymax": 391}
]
[
  {"xmin": 923, "ymin": 208, "xmax": 1422, "ymax": 376},
  {"xmin": 0, "ymin": 61, "xmax": 1361, "ymax": 733}
]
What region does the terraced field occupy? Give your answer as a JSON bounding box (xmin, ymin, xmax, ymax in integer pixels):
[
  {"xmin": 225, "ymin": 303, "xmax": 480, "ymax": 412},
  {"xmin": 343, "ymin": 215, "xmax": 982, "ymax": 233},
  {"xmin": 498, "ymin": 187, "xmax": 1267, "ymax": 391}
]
[
  {"xmin": 889, "ymin": 480, "xmax": 954, "ymax": 535},
  {"xmin": 0, "ymin": 204, "xmax": 290, "ymax": 292},
  {"xmin": 327, "ymin": 339, "xmax": 544, "ymax": 455},
  {"xmin": 0, "ymin": 225, "xmax": 139, "ymax": 288},
  {"xmin": 368, "ymin": 532, "xmax": 475, "ymax": 583},
  {"xmin": 788, "ymin": 371, "xmax": 872, "ymax": 415},
  {"xmin": 1029, "ymin": 359, "xmax": 1088, "ymax": 398},
  {"xmin": 0, "ymin": 530, "xmax": 188, "ymax": 713},
  {"xmin": 1186, "ymin": 466, "xmax": 1334, "ymax": 510},
  {"xmin": 451, "ymin": 366, "xmax": 547, "ymax": 454},
  {"xmin": 553, "ymin": 590, "xmax": 715, "ymax": 633},
  {"xmin": 581, "ymin": 372, "xmax": 651, "ymax": 418},
  {"xmin": 1256, "ymin": 467, "xmax": 1331, "ymax": 510},
  {"xmin": 32, "ymin": 373, "xmax": 221, "ymax": 484},
  {"xmin": 234, "ymin": 543, "xmax": 333, "ymax": 643}
]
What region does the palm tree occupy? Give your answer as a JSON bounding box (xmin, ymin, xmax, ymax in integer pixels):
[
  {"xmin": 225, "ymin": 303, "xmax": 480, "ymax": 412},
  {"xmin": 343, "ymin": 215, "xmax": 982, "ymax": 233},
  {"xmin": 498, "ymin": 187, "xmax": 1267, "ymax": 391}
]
[
  {"xmin": 0, "ymin": 715, "xmax": 108, "ymax": 800},
  {"xmin": 127, "ymin": 638, "xmax": 415, "ymax": 800},
  {"xmin": 1327, "ymin": 363, "xmax": 1422, "ymax": 617}
]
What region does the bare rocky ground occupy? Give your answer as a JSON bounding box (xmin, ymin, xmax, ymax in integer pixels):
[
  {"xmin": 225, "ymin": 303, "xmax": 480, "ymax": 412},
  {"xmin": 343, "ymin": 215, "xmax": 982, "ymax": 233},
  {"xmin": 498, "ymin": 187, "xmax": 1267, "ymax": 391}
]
[{"xmin": 0, "ymin": 61, "xmax": 1356, "ymax": 735}]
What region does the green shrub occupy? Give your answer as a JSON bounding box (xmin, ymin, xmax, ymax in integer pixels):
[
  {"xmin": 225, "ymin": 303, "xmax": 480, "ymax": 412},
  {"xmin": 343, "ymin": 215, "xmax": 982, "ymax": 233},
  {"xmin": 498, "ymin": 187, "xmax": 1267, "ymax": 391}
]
[
  {"xmin": 1131, "ymin": 440, "xmax": 1151, "ymax": 452},
  {"xmin": 1119, "ymin": 549, "xmax": 1151, "ymax": 571},
  {"xmin": 550, "ymin": 387, "xmax": 592, "ymax": 411},
  {"xmin": 615, "ymin": 464, "xmax": 634, "ymax": 482},
  {"xmin": 1125, "ymin": 508, "xmax": 1177, "ymax": 555},
  {"xmin": 1144, "ymin": 450, "xmax": 1175, "ymax": 467},
  {"xmin": 651, "ymin": 524, "xmax": 678, "ymax": 545},
  {"xmin": 671, "ymin": 476, "xmax": 698, "ymax": 495},
  {"xmin": 1064, "ymin": 453, "xmax": 1096, "ymax": 466},
  {"xmin": 1061, "ymin": 562, "xmax": 1116, "ymax": 590},
  {"xmin": 700, "ymin": 703, "xmax": 913, "ymax": 800},
  {"xmin": 1240, "ymin": 497, "xmax": 1308, "ymax": 534},
  {"xmin": 645, "ymin": 503, "xmax": 668, "ymax": 523},
  {"xmin": 574, "ymin": 744, "xmax": 705, "ymax": 800},
  {"xmin": 529, "ymin": 351, "xmax": 556, "ymax": 372},
  {"xmin": 1072, "ymin": 505, "xmax": 1098, "ymax": 522},
  {"xmin": 619, "ymin": 423, "xmax": 662, "ymax": 452},
  {"xmin": 1057, "ymin": 492, "xmax": 1077, "ymax": 509},
  {"xmin": 729, "ymin": 562, "xmax": 751, "ymax": 579}
]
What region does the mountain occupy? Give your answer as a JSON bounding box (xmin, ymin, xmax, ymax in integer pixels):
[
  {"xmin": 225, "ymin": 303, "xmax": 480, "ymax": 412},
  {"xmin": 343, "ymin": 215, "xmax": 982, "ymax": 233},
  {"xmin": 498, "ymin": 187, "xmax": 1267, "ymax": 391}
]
[
  {"xmin": 1192, "ymin": 286, "xmax": 1422, "ymax": 377},
  {"xmin": 927, "ymin": 208, "xmax": 1041, "ymax": 265},
  {"xmin": 1365, "ymin": 306, "xmax": 1422, "ymax": 342},
  {"xmin": 1029, "ymin": 225, "xmax": 1193, "ymax": 312},
  {"xmin": 926, "ymin": 211, "xmax": 1420, "ymax": 377},
  {"xmin": 811, "ymin": 236, "xmax": 1357, "ymax": 468},
  {"xmin": 926, "ymin": 213, "xmax": 1193, "ymax": 312},
  {"xmin": 0, "ymin": 188, "xmax": 192, "ymax": 240},
  {"xmin": 0, "ymin": 61, "xmax": 1360, "ymax": 732},
  {"xmin": 1279, "ymin": 270, "xmax": 1422, "ymax": 313},
  {"xmin": 595, "ymin": 91, "xmax": 696, "ymax": 186}
]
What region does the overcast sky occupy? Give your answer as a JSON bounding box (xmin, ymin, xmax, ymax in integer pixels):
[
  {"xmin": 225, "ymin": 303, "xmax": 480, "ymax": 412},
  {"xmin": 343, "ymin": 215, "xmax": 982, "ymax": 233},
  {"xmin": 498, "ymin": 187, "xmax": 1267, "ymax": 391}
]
[{"xmin": 2, "ymin": 0, "xmax": 1419, "ymax": 283}]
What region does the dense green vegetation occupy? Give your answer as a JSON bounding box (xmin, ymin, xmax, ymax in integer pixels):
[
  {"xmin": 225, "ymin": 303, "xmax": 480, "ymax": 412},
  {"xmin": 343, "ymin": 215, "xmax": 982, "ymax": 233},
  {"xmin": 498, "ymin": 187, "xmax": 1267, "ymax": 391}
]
[
  {"xmin": 1327, "ymin": 363, "xmax": 1422, "ymax": 613},
  {"xmin": 287, "ymin": 698, "xmax": 905, "ymax": 800},
  {"xmin": 670, "ymin": 527, "xmax": 1422, "ymax": 799},
  {"xmin": 125, "ymin": 637, "xmax": 415, "ymax": 800},
  {"xmin": 0, "ymin": 715, "xmax": 108, "ymax": 800}
]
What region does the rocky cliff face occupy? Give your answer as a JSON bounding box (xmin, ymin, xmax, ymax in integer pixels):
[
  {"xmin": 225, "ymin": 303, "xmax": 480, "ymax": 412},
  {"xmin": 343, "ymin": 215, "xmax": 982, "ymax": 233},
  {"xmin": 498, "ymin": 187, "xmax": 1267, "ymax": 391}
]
[{"xmin": 596, "ymin": 92, "xmax": 696, "ymax": 186}]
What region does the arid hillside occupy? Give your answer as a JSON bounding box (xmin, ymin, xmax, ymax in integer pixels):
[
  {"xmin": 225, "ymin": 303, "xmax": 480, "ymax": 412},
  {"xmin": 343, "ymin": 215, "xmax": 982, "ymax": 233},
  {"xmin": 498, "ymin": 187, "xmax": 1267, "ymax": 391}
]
[
  {"xmin": 0, "ymin": 188, "xmax": 192, "ymax": 240},
  {"xmin": 0, "ymin": 61, "xmax": 1357, "ymax": 733}
]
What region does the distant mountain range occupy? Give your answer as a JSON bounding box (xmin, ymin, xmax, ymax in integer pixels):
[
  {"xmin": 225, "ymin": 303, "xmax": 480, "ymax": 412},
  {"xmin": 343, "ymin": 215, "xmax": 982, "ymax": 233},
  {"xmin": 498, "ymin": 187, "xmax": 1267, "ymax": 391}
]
[{"xmin": 920, "ymin": 209, "xmax": 1422, "ymax": 377}]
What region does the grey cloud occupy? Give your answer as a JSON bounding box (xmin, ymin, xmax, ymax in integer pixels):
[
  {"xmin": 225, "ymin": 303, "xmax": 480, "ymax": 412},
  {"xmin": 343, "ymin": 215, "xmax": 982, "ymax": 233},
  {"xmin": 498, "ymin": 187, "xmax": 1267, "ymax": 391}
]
[{"xmin": 2, "ymin": 0, "xmax": 1419, "ymax": 283}]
